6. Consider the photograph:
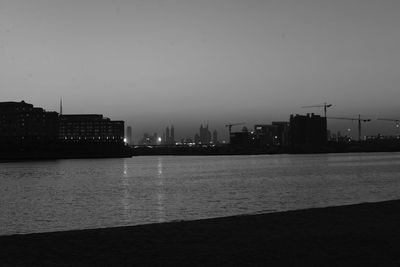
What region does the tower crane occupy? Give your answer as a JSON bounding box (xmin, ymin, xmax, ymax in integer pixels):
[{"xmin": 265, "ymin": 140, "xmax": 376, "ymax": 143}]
[
  {"xmin": 377, "ymin": 118, "xmax": 400, "ymax": 125},
  {"xmin": 328, "ymin": 115, "xmax": 371, "ymax": 141},
  {"xmin": 225, "ymin": 122, "xmax": 245, "ymax": 143},
  {"xmin": 302, "ymin": 102, "xmax": 332, "ymax": 117}
]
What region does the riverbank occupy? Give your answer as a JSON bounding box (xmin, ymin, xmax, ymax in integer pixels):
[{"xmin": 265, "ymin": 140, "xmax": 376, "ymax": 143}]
[
  {"xmin": 0, "ymin": 150, "xmax": 134, "ymax": 162},
  {"xmin": 2, "ymin": 200, "xmax": 400, "ymax": 266},
  {"xmin": 132, "ymin": 140, "xmax": 400, "ymax": 156}
]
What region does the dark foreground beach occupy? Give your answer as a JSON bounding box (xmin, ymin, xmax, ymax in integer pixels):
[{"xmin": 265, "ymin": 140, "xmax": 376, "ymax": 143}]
[{"xmin": 2, "ymin": 200, "xmax": 400, "ymax": 266}]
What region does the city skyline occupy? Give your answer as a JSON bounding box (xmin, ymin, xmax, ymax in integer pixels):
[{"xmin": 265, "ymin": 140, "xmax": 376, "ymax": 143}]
[
  {"xmin": 3, "ymin": 98, "xmax": 400, "ymax": 142},
  {"xmin": 1, "ymin": 0, "xmax": 400, "ymax": 140}
]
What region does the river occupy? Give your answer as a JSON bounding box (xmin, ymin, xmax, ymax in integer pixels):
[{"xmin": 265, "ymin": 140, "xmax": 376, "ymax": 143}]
[{"xmin": 1, "ymin": 152, "xmax": 400, "ymax": 235}]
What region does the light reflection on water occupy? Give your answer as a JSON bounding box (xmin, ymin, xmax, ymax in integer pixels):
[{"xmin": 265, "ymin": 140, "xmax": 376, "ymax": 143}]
[
  {"xmin": 1, "ymin": 152, "xmax": 400, "ymax": 235},
  {"xmin": 121, "ymin": 159, "xmax": 131, "ymax": 223},
  {"xmin": 157, "ymin": 157, "xmax": 166, "ymax": 223}
]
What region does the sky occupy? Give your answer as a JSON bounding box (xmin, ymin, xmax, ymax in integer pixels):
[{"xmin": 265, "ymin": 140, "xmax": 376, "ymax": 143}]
[{"xmin": 1, "ymin": 0, "xmax": 400, "ymax": 141}]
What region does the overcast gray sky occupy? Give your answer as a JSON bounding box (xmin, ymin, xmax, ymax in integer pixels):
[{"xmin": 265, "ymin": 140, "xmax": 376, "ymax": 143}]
[{"xmin": 1, "ymin": 0, "xmax": 400, "ymax": 140}]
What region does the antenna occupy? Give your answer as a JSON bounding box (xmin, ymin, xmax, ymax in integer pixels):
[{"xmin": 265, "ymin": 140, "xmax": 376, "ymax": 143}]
[{"xmin": 60, "ymin": 98, "xmax": 63, "ymax": 115}]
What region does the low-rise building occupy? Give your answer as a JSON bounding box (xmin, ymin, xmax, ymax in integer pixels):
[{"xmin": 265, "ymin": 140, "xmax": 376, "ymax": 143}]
[{"xmin": 59, "ymin": 114, "xmax": 124, "ymax": 143}]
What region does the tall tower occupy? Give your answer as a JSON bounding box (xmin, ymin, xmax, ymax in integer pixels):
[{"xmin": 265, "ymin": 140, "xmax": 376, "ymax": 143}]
[
  {"xmin": 199, "ymin": 124, "xmax": 204, "ymax": 143},
  {"xmin": 59, "ymin": 98, "xmax": 63, "ymax": 115},
  {"xmin": 206, "ymin": 124, "xmax": 211, "ymax": 143},
  {"xmin": 170, "ymin": 125, "xmax": 175, "ymax": 145},
  {"xmin": 166, "ymin": 126, "xmax": 170, "ymax": 145}
]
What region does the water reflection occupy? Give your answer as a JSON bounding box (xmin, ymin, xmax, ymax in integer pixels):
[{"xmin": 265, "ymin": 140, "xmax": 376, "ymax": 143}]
[
  {"xmin": 121, "ymin": 159, "xmax": 131, "ymax": 222},
  {"xmin": 2, "ymin": 153, "xmax": 400, "ymax": 235},
  {"xmin": 157, "ymin": 157, "xmax": 166, "ymax": 223}
]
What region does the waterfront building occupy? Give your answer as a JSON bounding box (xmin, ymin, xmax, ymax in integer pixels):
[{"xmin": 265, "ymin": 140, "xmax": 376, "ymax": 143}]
[
  {"xmin": 272, "ymin": 121, "xmax": 290, "ymax": 147},
  {"xmin": 230, "ymin": 127, "xmax": 257, "ymax": 147},
  {"xmin": 289, "ymin": 113, "xmax": 327, "ymax": 147},
  {"xmin": 59, "ymin": 114, "xmax": 124, "ymax": 144},
  {"xmin": 252, "ymin": 122, "xmax": 289, "ymax": 147},
  {"xmin": 254, "ymin": 124, "xmax": 278, "ymax": 146},
  {"xmin": 0, "ymin": 101, "xmax": 59, "ymax": 152}
]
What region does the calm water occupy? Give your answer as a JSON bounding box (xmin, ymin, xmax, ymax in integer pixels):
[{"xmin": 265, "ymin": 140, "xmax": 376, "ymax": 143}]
[{"xmin": 1, "ymin": 152, "xmax": 400, "ymax": 235}]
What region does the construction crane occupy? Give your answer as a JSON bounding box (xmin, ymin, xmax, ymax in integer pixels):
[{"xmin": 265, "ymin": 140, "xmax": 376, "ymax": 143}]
[
  {"xmin": 377, "ymin": 118, "xmax": 400, "ymax": 125},
  {"xmin": 328, "ymin": 115, "xmax": 371, "ymax": 141},
  {"xmin": 225, "ymin": 122, "xmax": 245, "ymax": 143},
  {"xmin": 302, "ymin": 102, "xmax": 332, "ymax": 117}
]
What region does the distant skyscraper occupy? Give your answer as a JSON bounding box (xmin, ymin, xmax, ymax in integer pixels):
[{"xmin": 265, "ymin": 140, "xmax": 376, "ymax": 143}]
[
  {"xmin": 126, "ymin": 126, "xmax": 132, "ymax": 145},
  {"xmin": 197, "ymin": 124, "xmax": 212, "ymax": 144},
  {"xmin": 166, "ymin": 126, "xmax": 170, "ymax": 145},
  {"xmin": 170, "ymin": 125, "xmax": 175, "ymax": 144},
  {"xmin": 212, "ymin": 129, "xmax": 218, "ymax": 144}
]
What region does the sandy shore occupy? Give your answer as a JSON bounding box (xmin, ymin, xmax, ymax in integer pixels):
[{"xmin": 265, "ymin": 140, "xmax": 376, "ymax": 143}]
[{"xmin": 2, "ymin": 200, "xmax": 400, "ymax": 266}]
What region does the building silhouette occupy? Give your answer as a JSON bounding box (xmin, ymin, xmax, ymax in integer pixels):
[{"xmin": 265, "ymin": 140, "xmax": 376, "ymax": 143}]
[
  {"xmin": 212, "ymin": 129, "xmax": 218, "ymax": 144},
  {"xmin": 230, "ymin": 123, "xmax": 290, "ymax": 150},
  {"xmin": 139, "ymin": 132, "xmax": 160, "ymax": 145},
  {"xmin": 230, "ymin": 126, "xmax": 256, "ymax": 148},
  {"xmin": 251, "ymin": 122, "xmax": 289, "ymax": 148},
  {"xmin": 0, "ymin": 101, "xmax": 59, "ymax": 153},
  {"xmin": 289, "ymin": 113, "xmax": 327, "ymax": 148},
  {"xmin": 254, "ymin": 124, "xmax": 278, "ymax": 147},
  {"xmin": 272, "ymin": 121, "xmax": 290, "ymax": 147},
  {"xmin": 165, "ymin": 126, "xmax": 170, "ymax": 144},
  {"xmin": 196, "ymin": 124, "xmax": 211, "ymax": 144},
  {"xmin": 59, "ymin": 114, "xmax": 124, "ymax": 143},
  {"xmin": 170, "ymin": 125, "xmax": 175, "ymax": 145},
  {"xmin": 163, "ymin": 125, "xmax": 175, "ymax": 145},
  {"xmin": 58, "ymin": 114, "xmax": 126, "ymax": 156},
  {"xmin": 0, "ymin": 101, "xmax": 129, "ymax": 158}
]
